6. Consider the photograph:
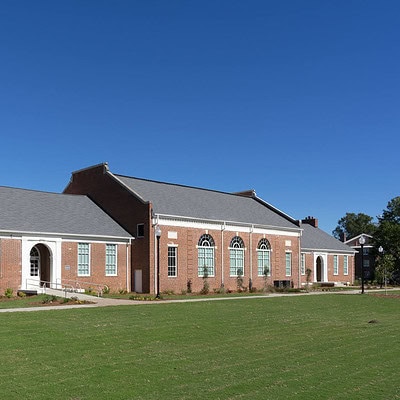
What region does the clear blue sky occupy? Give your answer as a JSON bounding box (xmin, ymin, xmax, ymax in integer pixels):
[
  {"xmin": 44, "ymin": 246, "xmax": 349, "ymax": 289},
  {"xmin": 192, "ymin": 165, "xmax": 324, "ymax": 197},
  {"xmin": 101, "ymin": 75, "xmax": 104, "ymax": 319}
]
[{"xmin": 1, "ymin": 0, "xmax": 399, "ymax": 234}]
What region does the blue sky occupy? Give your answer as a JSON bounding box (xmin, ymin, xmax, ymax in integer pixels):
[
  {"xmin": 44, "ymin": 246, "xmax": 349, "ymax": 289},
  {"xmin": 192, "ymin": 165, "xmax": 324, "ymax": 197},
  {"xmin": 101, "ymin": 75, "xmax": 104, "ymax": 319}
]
[{"xmin": 1, "ymin": 0, "xmax": 399, "ymax": 234}]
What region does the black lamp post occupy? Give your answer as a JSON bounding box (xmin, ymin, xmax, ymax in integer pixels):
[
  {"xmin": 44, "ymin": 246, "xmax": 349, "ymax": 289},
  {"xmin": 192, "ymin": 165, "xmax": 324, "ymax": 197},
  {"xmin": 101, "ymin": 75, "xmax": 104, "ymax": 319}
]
[
  {"xmin": 359, "ymin": 235, "xmax": 365, "ymax": 294},
  {"xmin": 155, "ymin": 225, "xmax": 162, "ymax": 299}
]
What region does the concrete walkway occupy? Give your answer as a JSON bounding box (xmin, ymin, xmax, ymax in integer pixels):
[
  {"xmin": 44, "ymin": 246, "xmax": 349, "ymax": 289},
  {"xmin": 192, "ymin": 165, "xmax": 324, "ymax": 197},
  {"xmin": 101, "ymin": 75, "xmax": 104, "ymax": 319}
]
[{"xmin": 0, "ymin": 287, "xmax": 385, "ymax": 313}]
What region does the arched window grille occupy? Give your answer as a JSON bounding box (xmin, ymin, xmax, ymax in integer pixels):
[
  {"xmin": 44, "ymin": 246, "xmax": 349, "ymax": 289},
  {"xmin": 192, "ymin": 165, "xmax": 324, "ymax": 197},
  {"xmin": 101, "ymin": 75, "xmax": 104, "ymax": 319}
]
[
  {"xmin": 198, "ymin": 234, "xmax": 215, "ymax": 277},
  {"xmin": 229, "ymin": 236, "xmax": 244, "ymax": 276},
  {"xmin": 257, "ymin": 238, "xmax": 271, "ymax": 276}
]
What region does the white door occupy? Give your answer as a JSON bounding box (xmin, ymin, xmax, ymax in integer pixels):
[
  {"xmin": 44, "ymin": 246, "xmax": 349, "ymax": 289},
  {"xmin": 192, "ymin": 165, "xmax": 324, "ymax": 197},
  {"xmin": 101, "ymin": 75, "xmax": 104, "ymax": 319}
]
[{"xmin": 134, "ymin": 269, "xmax": 142, "ymax": 293}]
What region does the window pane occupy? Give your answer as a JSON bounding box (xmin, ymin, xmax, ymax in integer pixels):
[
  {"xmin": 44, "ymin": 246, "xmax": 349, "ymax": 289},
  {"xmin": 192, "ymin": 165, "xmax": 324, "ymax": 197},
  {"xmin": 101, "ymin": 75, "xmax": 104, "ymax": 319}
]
[
  {"xmin": 333, "ymin": 255, "xmax": 338, "ymax": 275},
  {"xmin": 285, "ymin": 252, "xmax": 292, "ymax": 276},
  {"xmin": 257, "ymin": 250, "xmax": 270, "ymax": 276},
  {"xmin": 106, "ymin": 244, "xmax": 117, "ymax": 275},
  {"xmin": 78, "ymin": 243, "xmax": 90, "ymax": 276},
  {"xmin": 168, "ymin": 246, "xmax": 177, "ymax": 277}
]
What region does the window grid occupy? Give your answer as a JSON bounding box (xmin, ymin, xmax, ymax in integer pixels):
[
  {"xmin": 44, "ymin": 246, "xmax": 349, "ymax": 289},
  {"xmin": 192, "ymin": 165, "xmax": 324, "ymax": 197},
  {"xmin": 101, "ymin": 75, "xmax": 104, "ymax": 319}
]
[
  {"xmin": 168, "ymin": 246, "xmax": 178, "ymax": 277},
  {"xmin": 333, "ymin": 255, "xmax": 338, "ymax": 275},
  {"xmin": 343, "ymin": 255, "xmax": 349, "ymax": 275},
  {"xmin": 105, "ymin": 244, "xmax": 117, "ymax": 276},
  {"xmin": 257, "ymin": 239, "xmax": 271, "ymax": 276},
  {"xmin": 301, "ymin": 253, "xmax": 306, "ymax": 275},
  {"xmin": 78, "ymin": 243, "xmax": 90, "ymax": 276},
  {"xmin": 230, "ymin": 236, "xmax": 244, "ymax": 276},
  {"xmin": 198, "ymin": 234, "xmax": 215, "ymax": 277},
  {"xmin": 285, "ymin": 252, "xmax": 292, "ymax": 276}
]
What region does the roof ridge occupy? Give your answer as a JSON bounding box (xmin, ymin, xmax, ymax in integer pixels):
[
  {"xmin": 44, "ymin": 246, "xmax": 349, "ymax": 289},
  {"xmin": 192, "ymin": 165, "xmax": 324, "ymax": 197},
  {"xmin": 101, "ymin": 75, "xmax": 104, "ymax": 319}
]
[{"xmin": 113, "ymin": 173, "xmax": 245, "ymax": 197}]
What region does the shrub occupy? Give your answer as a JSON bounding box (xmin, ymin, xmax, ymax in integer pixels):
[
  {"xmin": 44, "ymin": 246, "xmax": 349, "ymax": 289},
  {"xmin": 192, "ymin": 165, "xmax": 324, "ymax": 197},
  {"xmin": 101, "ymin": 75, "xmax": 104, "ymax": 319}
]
[
  {"xmin": 42, "ymin": 295, "xmax": 58, "ymax": 304},
  {"xmin": 5, "ymin": 288, "xmax": 13, "ymax": 298},
  {"xmin": 17, "ymin": 291, "xmax": 26, "ymax": 298},
  {"xmin": 103, "ymin": 286, "xmax": 110, "ymax": 295}
]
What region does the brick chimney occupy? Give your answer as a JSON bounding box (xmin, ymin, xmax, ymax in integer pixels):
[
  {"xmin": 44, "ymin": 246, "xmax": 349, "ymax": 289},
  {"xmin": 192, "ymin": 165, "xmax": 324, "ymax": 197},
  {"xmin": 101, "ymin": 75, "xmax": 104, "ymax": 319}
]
[{"xmin": 301, "ymin": 216, "xmax": 318, "ymax": 228}]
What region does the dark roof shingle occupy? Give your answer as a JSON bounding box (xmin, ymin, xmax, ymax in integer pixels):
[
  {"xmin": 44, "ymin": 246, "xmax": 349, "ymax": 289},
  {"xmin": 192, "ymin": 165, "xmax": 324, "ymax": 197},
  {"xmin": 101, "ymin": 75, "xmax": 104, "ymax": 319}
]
[
  {"xmin": 0, "ymin": 186, "xmax": 130, "ymax": 238},
  {"xmin": 114, "ymin": 174, "xmax": 299, "ymax": 230},
  {"xmin": 301, "ymin": 223, "xmax": 355, "ymax": 253}
]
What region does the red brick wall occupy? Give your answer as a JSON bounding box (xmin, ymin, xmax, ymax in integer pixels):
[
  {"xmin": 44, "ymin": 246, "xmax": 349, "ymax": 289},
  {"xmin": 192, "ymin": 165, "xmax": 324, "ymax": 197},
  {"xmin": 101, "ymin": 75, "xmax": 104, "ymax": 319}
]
[
  {"xmin": 300, "ymin": 252, "xmax": 355, "ymax": 284},
  {"xmin": 0, "ymin": 239, "xmax": 22, "ymax": 293},
  {"xmin": 61, "ymin": 241, "xmax": 129, "ymax": 292},
  {"xmin": 64, "ymin": 164, "xmax": 151, "ymax": 292},
  {"xmin": 156, "ymin": 225, "xmax": 301, "ymax": 294}
]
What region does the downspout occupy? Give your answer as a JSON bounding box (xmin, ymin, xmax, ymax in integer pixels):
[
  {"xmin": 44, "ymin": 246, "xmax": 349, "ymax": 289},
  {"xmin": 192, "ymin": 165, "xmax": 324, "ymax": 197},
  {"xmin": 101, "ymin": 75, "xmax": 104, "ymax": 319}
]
[
  {"xmin": 249, "ymin": 225, "xmax": 253, "ymax": 291},
  {"xmin": 221, "ymin": 222, "xmax": 226, "ymax": 288},
  {"xmin": 126, "ymin": 238, "xmax": 131, "ymax": 292}
]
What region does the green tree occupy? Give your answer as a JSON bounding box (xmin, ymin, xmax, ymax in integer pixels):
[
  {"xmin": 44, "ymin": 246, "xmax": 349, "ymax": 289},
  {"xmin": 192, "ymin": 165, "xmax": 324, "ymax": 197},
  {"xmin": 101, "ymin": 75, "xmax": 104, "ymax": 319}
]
[
  {"xmin": 374, "ymin": 197, "xmax": 400, "ymax": 283},
  {"xmin": 375, "ymin": 253, "xmax": 395, "ymax": 287},
  {"xmin": 332, "ymin": 212, "xmax": 376, "ymax": 240}
]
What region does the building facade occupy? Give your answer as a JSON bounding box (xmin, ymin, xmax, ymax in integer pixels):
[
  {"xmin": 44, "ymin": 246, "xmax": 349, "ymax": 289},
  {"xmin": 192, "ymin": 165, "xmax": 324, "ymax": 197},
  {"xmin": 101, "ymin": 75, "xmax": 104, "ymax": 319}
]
[
  {"xmin": 299, "ymin": 218, "xmax": 356, "ymax": 286},
  {"xmin": 64, "ymin": 163, "xmax": 355, "ymax": 294},
  {"xmin": 0, "ymin": 187, "xmax": 131, "ymax": 294}
]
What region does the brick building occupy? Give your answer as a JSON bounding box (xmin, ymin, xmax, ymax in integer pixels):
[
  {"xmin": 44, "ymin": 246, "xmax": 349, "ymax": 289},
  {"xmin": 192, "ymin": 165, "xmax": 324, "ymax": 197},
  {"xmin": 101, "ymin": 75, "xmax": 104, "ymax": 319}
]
[
  {"xmin": 64, "ymin": 163, "xmax": 355, "ymax": 294},
  {"xmin": 0, "ymin": 186, "xmax": 131, "ymax": 294},
  {"xmin": 299, "ymin": 217, "xmax": 356, "ymax": 285},
  {"xmin": 344, "ymin": 234, "xmax": 375, "ymax": 281}
]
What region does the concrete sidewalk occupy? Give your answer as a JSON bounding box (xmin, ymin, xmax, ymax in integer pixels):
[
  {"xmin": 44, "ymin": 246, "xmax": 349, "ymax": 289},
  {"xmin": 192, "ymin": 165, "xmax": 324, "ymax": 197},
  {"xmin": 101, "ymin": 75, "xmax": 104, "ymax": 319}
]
[{"xmin": 0, "ymin": 287, "xmax": 380, "ymax": 313}]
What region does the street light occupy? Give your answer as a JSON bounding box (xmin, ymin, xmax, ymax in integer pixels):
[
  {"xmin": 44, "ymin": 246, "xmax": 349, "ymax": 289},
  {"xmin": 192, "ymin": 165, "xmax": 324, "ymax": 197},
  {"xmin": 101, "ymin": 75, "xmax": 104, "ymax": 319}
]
[
  {"xmin": 359, "ymin": 235, "xmax": 365, "ymax": 294},
  {"xmin": 378, "ymin": 246, "xmax": 386, "ymax": 295},
  {"xmin": 155, "ymin": 225, "xmax": 162, "ymax": 299}
]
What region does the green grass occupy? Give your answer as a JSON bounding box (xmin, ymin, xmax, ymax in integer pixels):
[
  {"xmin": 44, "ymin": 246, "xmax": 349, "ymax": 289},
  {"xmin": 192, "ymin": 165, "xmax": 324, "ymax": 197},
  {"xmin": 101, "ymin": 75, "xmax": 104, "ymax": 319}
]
[{"xmin": 1, "ymin": 294, "xmax": 399, "ymax": 399}]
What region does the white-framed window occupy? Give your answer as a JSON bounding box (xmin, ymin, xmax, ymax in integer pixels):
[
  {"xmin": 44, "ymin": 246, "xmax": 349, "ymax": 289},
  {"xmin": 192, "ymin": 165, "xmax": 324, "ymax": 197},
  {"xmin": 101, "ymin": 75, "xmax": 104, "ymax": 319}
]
[
  {"xmin": 230, "ymin": 236, "xmax": 244, "ymax": 276},
  {"xmin": 105, "ymin": 244, "xmax": 117, "ymax": 276},
  {"xmin": 285, "ymin": 252, "xmax": 292, "ymax": 276},
  {"xmin": 301, "ymin": 253, "xmax": 306, "ymax": 275},
  {"xmin": 257, "ymin": 238, "xmax": 271, "ymax": 276},
  {"xmin": 333, "ymin": 255, "xmax": 338, "ymax": 275},
  {"xmin": 78, "ymin": 243, "xmax": 90, "ymax": 276},
  {"xmin": 198, "ymin": 234, "xmax": 215, "ymax": 277},
  {"xmin": 343, "ymin": 255, "xmax": 349, "ymax": 275},
  {"xmin": 137, "ymin": 224, "xmax": 144, "ymax": 238},
  {"xmin": 168, "ymin": 246, "xmax": 178, "ymax": 277}
]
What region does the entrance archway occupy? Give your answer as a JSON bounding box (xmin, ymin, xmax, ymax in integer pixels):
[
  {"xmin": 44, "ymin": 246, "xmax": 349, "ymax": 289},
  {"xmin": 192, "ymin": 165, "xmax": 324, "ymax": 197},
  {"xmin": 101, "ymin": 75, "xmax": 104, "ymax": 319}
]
[
  {"xmin": 30, "ymin": 244, "xmax": 51, "ymax": 287},
  {"xmin": 316, "ymin": 256, "xmax": 323, "ymax": 282}
]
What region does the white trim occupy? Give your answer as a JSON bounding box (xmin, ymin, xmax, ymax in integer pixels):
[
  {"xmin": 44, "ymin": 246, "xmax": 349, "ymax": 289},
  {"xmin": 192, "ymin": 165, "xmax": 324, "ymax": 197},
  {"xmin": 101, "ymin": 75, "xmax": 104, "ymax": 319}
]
[
  {"xmin": 154, "ymin": 216, "xmax": 300, "ymax": 237},
  {"xmin": 21, "ymin": 237, "xmax": 62, "ymax": 290}
]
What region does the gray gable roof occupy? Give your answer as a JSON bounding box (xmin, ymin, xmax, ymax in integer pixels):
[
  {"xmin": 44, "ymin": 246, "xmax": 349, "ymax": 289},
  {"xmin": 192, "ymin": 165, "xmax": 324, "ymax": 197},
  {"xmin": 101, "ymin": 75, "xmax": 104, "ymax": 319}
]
[
  {"xmin": 301, "ymin": 223, "xmax": 355, "ymax": 253},
  {"xmin": 0, "ymin": 186, "xmax": 130, "ymax": 238},
  {"xmin": 114, "ymin": 174, "xmax": 299, "ymax": 230}
]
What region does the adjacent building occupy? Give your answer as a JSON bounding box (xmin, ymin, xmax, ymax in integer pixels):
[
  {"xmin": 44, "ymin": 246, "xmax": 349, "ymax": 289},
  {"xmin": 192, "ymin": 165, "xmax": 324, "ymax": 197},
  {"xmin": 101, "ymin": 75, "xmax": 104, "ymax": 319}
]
[
  {"xmin": 300, "ymin": 217, "xmax": 356, "ymax": 285},
  {"xmin": 0, "ymin": 186, "xmax": 131, "ymax": 295}
]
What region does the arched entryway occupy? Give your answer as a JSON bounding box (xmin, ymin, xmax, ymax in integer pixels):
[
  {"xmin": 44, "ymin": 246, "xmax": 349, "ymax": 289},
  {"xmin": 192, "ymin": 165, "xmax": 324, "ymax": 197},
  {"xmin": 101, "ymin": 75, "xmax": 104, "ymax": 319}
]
[
  {"xmin": 29, "ymin": 244, "xmax": 51, "ymax": 287},
  {"xmin": 316, "ymin": 256, "xmax": 323, "ymax": 282}
]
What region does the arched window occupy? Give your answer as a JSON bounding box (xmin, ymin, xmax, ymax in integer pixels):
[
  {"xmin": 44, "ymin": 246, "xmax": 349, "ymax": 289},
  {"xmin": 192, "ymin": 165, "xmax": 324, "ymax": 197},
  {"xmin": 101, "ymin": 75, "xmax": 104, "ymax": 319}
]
[
  {"xmin": 198, "ymin": 234, "xmax": 215, "ymax": 277},
  {"xmin": 30, "ymin": 246, "xmax": 40, "ymax": 277},
  {"xmin": 257, "ymin": 238, "xmax": 271, "ymax": 276},
  {"xmin": 229, "ymin": 236, "xmax": 244, "ymax": 276}
]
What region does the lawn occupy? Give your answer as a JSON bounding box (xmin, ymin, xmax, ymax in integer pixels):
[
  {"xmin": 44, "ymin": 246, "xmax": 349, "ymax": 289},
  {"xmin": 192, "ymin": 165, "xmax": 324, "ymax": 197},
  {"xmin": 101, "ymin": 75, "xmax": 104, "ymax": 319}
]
[{"xmin": 1, "ymin": 294, "xmax": 399, "ymax": 399}]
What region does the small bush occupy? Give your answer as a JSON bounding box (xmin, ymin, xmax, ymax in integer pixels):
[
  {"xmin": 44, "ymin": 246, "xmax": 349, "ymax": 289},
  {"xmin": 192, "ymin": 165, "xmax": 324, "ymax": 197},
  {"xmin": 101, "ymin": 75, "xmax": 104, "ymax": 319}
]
[
  {"xmin": 17, "ymin": 291, "xmax": 26, "ymax": 298},
  {"xmin": 5, "ymin": 288, "xmax": 13, "ymax": 298},
  {"xmin": 103, "ymin": 286, "xmax": 110, "ymax": 295},
  {"xmin": 42, "ymin": 295, "xmax": 58, "ymax": 304}
]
